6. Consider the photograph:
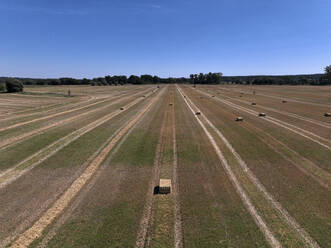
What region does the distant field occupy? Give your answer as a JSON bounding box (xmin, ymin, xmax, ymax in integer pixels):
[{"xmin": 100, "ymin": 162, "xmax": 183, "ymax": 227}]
[{"xmin": 0, "ymin": 84, "xmax": 330, "ymax": 248}]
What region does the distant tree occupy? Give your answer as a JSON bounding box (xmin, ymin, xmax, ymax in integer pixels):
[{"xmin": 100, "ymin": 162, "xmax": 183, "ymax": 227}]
[
  {"xmin": 325, "ymin": 65, "xmax": 331, "ymax": 82},
  {"xmin": 0, "ymin": 82, "xmax": 6, "ymax": 92},
  {"xmin": 5, "ymin": 78, "xmax": 24, "ymax": 93}
]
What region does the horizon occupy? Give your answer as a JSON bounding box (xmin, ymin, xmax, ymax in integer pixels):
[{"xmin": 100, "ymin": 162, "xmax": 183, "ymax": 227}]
[{"xmin": 1, "ymin": 0, "xmax": 330, "ymax": 78}]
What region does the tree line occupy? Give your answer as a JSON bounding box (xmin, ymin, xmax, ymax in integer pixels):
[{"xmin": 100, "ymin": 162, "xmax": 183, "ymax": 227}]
[{"xmin": 0, "ymin": 66, "xmax": 330, "ymax": 93}]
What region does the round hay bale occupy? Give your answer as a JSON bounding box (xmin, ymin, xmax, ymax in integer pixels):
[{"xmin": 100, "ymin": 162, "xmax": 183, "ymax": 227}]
[
  {"xmin": 324, "ymin": 113, "xmax": 331, "ymax": 117},
  {"xmin": 120, "ymin": 107, "xmax": 124, "ymax": 110},
  {"xmin": 236, "ymin": 117, "xmax": 243, "ymax": 121},
  {"xmin": 251, "ymin": 102, "xmax": 256, "ymax": 105},
  {"xmin": 258, "ymin": 113, "xmax": 266, "ymax": 117},
  {"xmin": 282, "ymin": 100, "xmax": 287, "ymax": 103},
  {"xmin": 195, "ymin": 111, "xmax": 201, "ymax": 115}
]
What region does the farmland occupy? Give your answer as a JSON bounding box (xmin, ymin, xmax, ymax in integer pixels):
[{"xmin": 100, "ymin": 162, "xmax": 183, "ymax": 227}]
[{"xmin": 0, "ymin": 84, "xmax": 330, "ymax": 248}]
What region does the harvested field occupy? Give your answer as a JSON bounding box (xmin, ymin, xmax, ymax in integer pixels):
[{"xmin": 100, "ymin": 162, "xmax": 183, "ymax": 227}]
[{"xmin": 0, "ymin": 84, "xmax": 330, "ymax": 247}]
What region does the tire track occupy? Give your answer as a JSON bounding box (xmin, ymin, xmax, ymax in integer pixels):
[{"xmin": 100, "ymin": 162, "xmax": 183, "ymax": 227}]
[
  {"xmin": 172, "ymin": 92, "xmax": 183, "ymax": 248},
  {"xmin": 196, "ymin": 88, "xmax": 331, "ymax": 150},
  {"xmin": 179, "ymin": 86, "xmax": 320, "ymax": 248},
  {"xmin": 0, "ymin": 89, "xmax": 158, "ymax": 189},
  {"xmin": 135, "ymin": 94, "xmax": 168, "ymax": 248},
  {"xmin": 0, "ymin": 89, "xmax": 151, "ymax": 151},
  {"xmin": 10, "ymin": 87, "xmax": 163, "ymax": 248},
  {"xmin": 177, "ymin": 86, "xmax": 282, "ymax": 248}
]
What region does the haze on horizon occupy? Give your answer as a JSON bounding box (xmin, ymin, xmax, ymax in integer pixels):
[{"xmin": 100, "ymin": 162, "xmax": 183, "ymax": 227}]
[{"xmin": 1, "ymin": 0, "xmax": 330, "ymax": 79}]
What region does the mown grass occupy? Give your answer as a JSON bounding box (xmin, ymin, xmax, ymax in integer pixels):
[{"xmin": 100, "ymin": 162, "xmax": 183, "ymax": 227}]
[
  {"xmin": 0, "ymin": 96, "xmax": 141, "ymax": 171},
  {"xmin": 174, "ymin": 90, "xmax": 269, "ymax": 248},
  {"xmin": 185, "ymin": 86, "xmax": 331, "ymax": 247},
  {"xmin": 31, "ymin": 91, "xmax": 166, "ymax": 248}
]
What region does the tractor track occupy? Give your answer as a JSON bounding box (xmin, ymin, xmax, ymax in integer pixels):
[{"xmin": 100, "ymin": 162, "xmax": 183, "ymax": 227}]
[
  {"xmin": 134, "ymin": 96, "xmax": 168, "ymax": 248},
  {"xmin": 172, "ymin": 91, "xmax": 183, "ymax": 248}
]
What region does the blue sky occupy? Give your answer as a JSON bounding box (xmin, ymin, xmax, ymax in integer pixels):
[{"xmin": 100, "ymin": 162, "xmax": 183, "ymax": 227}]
[{"xmin": 0, "ymin": 0, "xmax": 330, "ymax": 78}]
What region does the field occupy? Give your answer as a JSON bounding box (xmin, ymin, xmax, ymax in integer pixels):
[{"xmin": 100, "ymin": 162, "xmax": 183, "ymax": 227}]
[{"xmin": 0, "ymin": 84, "xmax": 330, "ymax": 248}]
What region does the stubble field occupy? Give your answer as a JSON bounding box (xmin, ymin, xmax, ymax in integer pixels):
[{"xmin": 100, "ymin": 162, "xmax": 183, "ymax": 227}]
[{"xmin": 0, "ymin": 84, "xmax": 330, "ymax": 248}]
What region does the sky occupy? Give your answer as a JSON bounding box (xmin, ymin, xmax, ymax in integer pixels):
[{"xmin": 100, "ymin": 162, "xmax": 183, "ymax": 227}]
[{"xmin": 0, "ymin": 0, "xmax": 330, "ymax": 78}]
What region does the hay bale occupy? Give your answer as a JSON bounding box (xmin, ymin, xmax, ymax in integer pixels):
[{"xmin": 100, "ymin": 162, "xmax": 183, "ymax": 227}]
[
  {"xmin": 251, "ymin": 102, "xmax": 256, "ymax": 105},
  {"xmin": 169, "ymin": 103, "xmax": 173, "ymax": 106},
  {"xmin": 211, "ymin": 95, "xmax": 215, "ymax": 97},
  {"xmin": 195, "ymin": 111, "xmax": 201, "ymax": 115},
  {"xmin": 236, "ymin": 117, "xmax": 243, "ymax": 121},
  {"xmin": 282, "ymin": 100, "xmax": 287, "ymax": 103},
  {"xmin": 159, "ymin": 179, "xmax": 171, "ymax": 194},
  {"xmin": 120, "ymin": 107, "xmax": 124, "ymax": 110},
  {"xmin": 324, "ymin": 113, "xmax": 331, "ymax": 117},
  {"xmin": 258, "ymin": 113, "xmax": 266, "ymax": 117}
]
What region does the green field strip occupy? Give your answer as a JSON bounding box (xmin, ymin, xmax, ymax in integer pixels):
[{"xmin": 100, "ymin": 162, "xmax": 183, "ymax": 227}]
[
  {"xmin": 29, "ymin": 88, "xmax": 166, "ymax": 248},
  {"xmin": 0, "ymin": 97, "xmax": 136, "ymax": 171},
  {"xmin": 174, "ymin": 89, "xmax": 269, "ymax": 248},
  {"xmin": 182, "ymin": 86, "xmax": 328, "ymax": 247},
  {"xmin": 0, "ymin": 90, "xmax": 157, "ymax": 188},
  {"xmin": 190, "ymin": 87, "xmax": 331, "ymax": 172},
  {"xmin": 146, "ymin": 91, "xmax": 176, "ymax": 248},
  {"xmin": 210, "ymin": 86, "xmax": 331, "ymax": 123},
  {"xmin": 0, "ymin": 88, "xmax": 151, "ymax": 149},
  {"xmin": 0, "ymin": 86, "xmax": 145, "ymax": 124},
  {"xmin": 196, "ymin": 88, "xmax": 331, "ymax": 150},
  {"xmin": 0, "ymin": 87, "xmax": 148, "ymax": 132}
]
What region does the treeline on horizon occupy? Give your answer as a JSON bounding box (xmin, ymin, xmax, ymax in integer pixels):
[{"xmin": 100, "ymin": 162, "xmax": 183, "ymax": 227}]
[{"xmin": 1, "ymin": 66, "xmax": 330, "ymax": 88}]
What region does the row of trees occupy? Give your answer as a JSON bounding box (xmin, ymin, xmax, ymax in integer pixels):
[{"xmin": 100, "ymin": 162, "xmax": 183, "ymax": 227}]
[{"xmin": 1, "ymin": 66, "xmax": 330, "ymax": 90}]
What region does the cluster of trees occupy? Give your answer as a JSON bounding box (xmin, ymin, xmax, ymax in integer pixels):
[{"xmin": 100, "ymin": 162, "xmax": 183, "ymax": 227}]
[
  {"xmin": 190, "ymin": 73, "xmax": 223, "ymax": 85},
  {"xmin": 0, "ymin": 78, "xmax": 24, "ymax": 93}
]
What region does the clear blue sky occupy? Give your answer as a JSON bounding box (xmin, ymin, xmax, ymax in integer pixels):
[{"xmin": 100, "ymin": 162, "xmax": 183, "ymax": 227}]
[{"xmin": 1, "ymin": 0, "xmax": 330, "ymax": 78}]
